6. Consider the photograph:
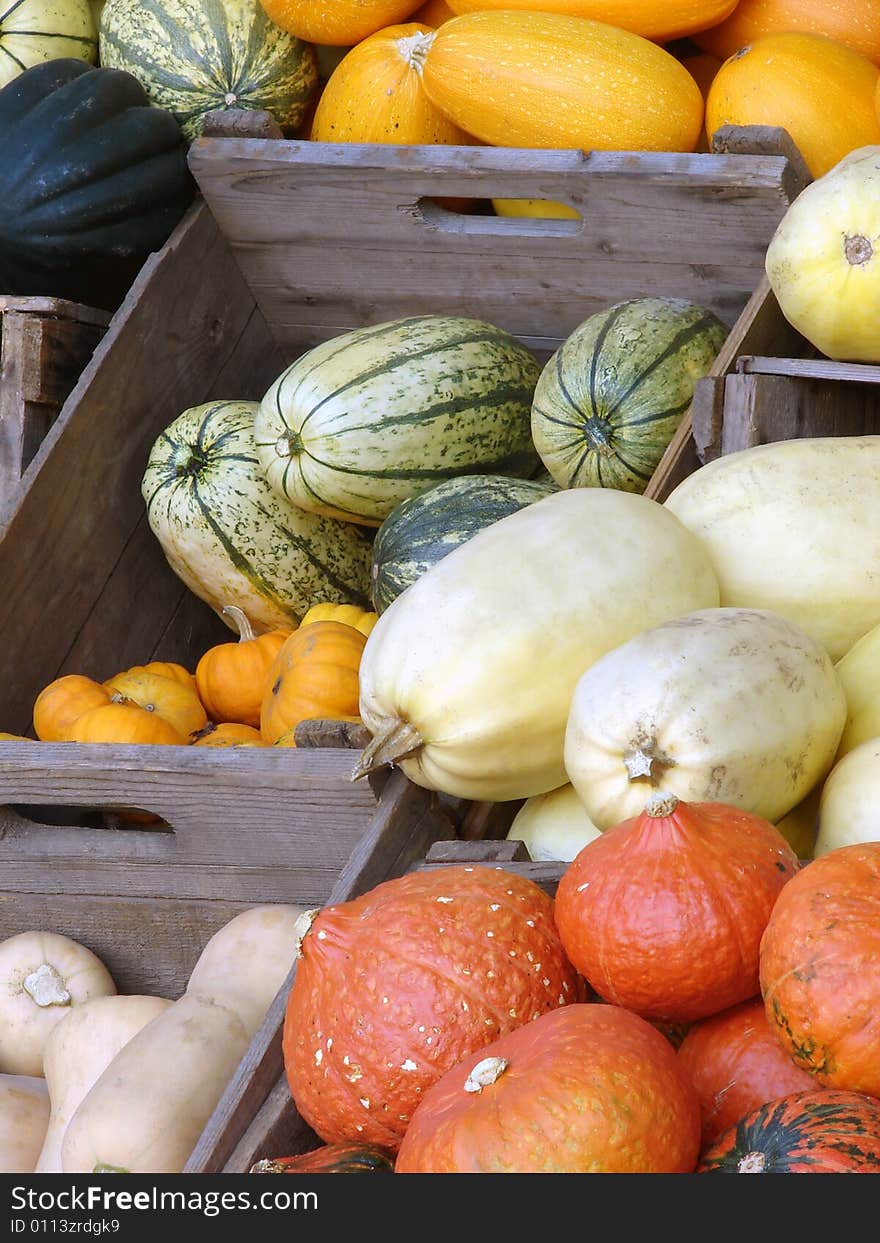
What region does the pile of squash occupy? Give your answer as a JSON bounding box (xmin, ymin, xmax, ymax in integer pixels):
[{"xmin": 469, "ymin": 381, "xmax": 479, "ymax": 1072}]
[{"xmin": 1, "ymin": 603, "xmax": 376, "ymax": 749}]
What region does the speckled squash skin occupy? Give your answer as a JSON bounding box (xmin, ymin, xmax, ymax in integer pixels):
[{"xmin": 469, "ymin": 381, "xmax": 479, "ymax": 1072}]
[
  {"xmin": 99, "ymin": 0, "xmax": 318, "ymax": 141},
  {"xmin": 142, "ymin": 401, "xmax": 373, "ymax": 633},
  {"xmin": 531, "ymin": 298, "xmax": 727, "ymax": 494},
  {"xmin": 677, "ymin": 998, "xmax": 815, "ymax": 1146},
  {"xmin": 554, "ymin": 796, "xmax": 799, "ymax": 1023},
  {"xmin": 282, "ymin": 866, "xmax": 583, "ymax": 1150},
  {"xmin": 760, "ymin": 842, "xmax": 880, "ymax": 1095},
  {"xmin": 698, "ymin": 1090, "xmax": 880, "ymax": 1173},
  {"xmin": 396, "ymin": 1004, "xmax": 702, "ymax": 1173},
  {"xmin": 0, "ymin": 0, "xmax": 97, "ymax": 89}
]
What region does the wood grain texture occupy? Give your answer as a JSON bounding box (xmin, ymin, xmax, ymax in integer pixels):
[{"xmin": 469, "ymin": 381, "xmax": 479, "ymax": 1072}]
[
  {"xmin": 424, "ymin": 837, "xmax": 530, "ymax": 864},
  {"xmin": 737, "ymin": 356, "xmax": 880, "ymax": 383},
  {"xmin": 720, "ymin": 373, "xmax": 880, "ymax": 455}
]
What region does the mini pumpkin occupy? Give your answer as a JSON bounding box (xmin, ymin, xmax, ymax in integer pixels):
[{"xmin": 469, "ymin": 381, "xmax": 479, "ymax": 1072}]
[
  {"xmin": 261, "ymin": 621, "xmax": 366, "ymax": 745},
  {"xmin": 192, "ymin": 722, "xmax": 268, "ymax": 748},
  {"xmin": 196, "ymin": 605, "xmax": 292, "ymax": 728},
  {"xmin": 32, "ymin": 675, "xmax": 111, "ymax": 742},
  {"xmin": 103, "ymin": 670, "xmax": 207, "ymax": 738},
  {"xmin": 123, "ymin": 661, "xmax": 197, "ymax": 691},
  {"xmin": 65, "ymin": 702, "xmax": 186, "ymax": 745}
]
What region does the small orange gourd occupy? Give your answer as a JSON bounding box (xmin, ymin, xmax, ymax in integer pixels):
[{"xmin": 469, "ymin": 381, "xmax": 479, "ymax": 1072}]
[
  {"xmin": 66, "ymin": 703, "xmax": 187, "ymax": 745},
  {"xmin": 311, "ymin": 24, "xmax": 468, "ymax": 146},
  {"xmin": 257, "ymin": 0, "xmax": 425, "ymax": 46},
  {"xmin": 192, "ymin": 723, "xmax": 269, "ymax": 748},
  {"xmin": 195, "ymin": 606, "xmax": 292, "ymax": 728},
  {"xmin": 122, "ymin": 661, "xmax": 197, "ymax": 691},
  {"xmin": 261, "ymin": 621, "xmax": 366, "ymax": 745},
  {"xmin": 103, "ymin": 671, "xmax": 208, "ymax": 739},
  {"xmin": 33, "ymin": 675, "xmax": 111, "ymax": 742}
]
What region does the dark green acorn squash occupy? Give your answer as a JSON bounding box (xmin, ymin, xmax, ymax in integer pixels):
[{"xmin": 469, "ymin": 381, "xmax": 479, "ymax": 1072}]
[{"xmin": 0, "ymin": 58, "xmax": 193, "ymax": 306}]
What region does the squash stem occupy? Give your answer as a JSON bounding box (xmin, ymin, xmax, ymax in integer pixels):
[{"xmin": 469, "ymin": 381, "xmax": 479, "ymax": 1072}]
[
  {"xmin": 351, "ymin": 721, "xmax": 423, "ymax": 781},
  {"xmin": 222, "ymin": 604, "xmax": 257, "ymax": 643}
]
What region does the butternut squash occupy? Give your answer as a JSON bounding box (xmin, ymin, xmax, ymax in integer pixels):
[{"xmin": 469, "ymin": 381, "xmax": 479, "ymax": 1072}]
[
  {"xmin": 815, "ymin": 739, "xmax": 880, "ymax": 856},
  {"xmin": 664, "ymin": 437, "xmax": 880, "ymax": 662},
  {"xmin": 0, "ymin": 933, "xmax": 116, "ymax": 1077},
  {"xmin": 355, "ymin": 488, "xmax": 719, "ymax": 801},
  {"xmin": 420, "ymin": 11, "xmax": 704, "ymax": 153},
  {"xmin": 35, "ymin": 995, "xmax": 172, "ymax": 1173},
  {"xmin": 0, "ymin": 1076, "xmax": 49, "ymax": 1173},
  {"xmin": 507, "ymin": 784, "xmax": 601, "ymax": 862},
  {"xmin": 444, "ymin": 0, "xmax": 738, "ymax": 43},
  {"xmin": 834, "ymin": 620, "xmax": 880, "ymax": 760},
  {"xmin": 564, "ymin": 607, "xmax": 846, "ymax": 829}
]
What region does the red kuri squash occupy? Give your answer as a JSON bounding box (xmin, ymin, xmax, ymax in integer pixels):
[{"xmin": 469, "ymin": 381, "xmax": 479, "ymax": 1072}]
[
  {"xmin": 554, "ymin": 794, "xmax": 799, "ymax": 1023},
  {"xmin": 760, "ymin": 842, "xmax": 880, "ymax": 1097},
  {"xmin": 396, "ymin": 1004, "xmax": 702, "ymax": 1173},
  {"xmin": 282, "ymin": 866, "xmax": 582, "ymax": 1150}
]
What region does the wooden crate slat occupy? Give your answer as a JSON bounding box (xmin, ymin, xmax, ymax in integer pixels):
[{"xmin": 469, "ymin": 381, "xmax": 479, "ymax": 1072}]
[{"xmin": 737, "ymin": 355, "xmax": 880, "ymax": 383}]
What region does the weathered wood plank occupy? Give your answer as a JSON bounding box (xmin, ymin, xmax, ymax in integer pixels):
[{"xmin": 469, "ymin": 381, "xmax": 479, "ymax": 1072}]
[
  {"xmin": 415, "ymin": 858, "xmax": 565, "ymax": 896},
  {"xmin": 0, "ymin": 297, "xmax": 112, "ymax": 327},
  {"xmin": 737, "ymin": 355, "xmax": 880, "ymax": 384},
  {"xmin": 424, "ymin": 837, "xmax": 530, "ymax": 864}
]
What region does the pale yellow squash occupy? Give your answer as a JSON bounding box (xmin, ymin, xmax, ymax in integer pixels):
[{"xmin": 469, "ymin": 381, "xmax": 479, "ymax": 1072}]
[
  {"xmin": 815, "ymin": 739, "xmax": 880, "ymax": 856},
  {"xmin": 0, "ymin": 1076, "xmax": 49, "ymax": 1173},
  {"xmin": 0, "ymin": 933, "xmax": 116, "ymax": 1077},
  {"xmin": 774, "ymin": 785, "xmax": 822, "ymax": 860},
  {"xmin": 766, "ymin": 146, "xmax": 880, "ymax": 362},
  {"xmin": 507, "ymin": 784, "xmax": 601, "ymax": 862},
  {"xmin": 36, "ymin": 995, "xmax": 172, "ymax": 1173},
  {"xmin": 564, "ymin": 607, "xmax": 846, "ymax": 829},
  {"xmin": 834, "ymin": 619, "xmax": 880, "ymax": 760},
  {"xmin": 356, "ymin": 488, "xmax": 719, "ymax": 802},
  {"xmin": 664, "ymin": 437, "xmax": 880, "ymax": 662}
]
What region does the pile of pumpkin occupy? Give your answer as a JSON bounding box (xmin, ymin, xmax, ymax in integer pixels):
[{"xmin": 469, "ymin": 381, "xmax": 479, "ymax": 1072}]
[
  {"xmin": 0, "ymin": 904, "xmax": 308, "ymax": 1174},
  {"xmin": 0, "ymin": 603, "xmax": 376, "ymax": 748}
]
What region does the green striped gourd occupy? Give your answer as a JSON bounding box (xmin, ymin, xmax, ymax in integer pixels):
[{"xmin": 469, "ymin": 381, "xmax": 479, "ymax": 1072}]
[
  {"xmin": 371, "ymin": 474, "xmax": 554, "ymax": 614},
  {"xmin": 531, "ymin": 298, "xmax": 727, "ymax": 494},
  {"xmin": 99, "ymin": 0, "xmax": 317, "ymax": 142},
  {"xmin": 142, "ymin": 401, "xmax": 373, "ymax": 633},
  {"xmin": 0, "ymin": 0, "xmax": 97, "ymax": 89},
  {"xmin": 254, "ymin": 315, "xmax": 542, "ymax": 527}
]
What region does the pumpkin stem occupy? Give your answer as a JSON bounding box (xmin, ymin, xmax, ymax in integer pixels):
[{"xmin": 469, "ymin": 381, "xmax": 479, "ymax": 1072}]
[
  {"xmin": 845, "ymin": 234, "xmax": 873, "ymax": 267},
  {"xmin": 351, "ymin": 721, "xmax": 423, "ymax": 780},
  {"xmin": 645, "ymin": 792, "xmax": 680, "ymax": 819},
  {"xmin": 293, "ymin": 908, "xmax": 321, "ymax": 959},
  {"xmin": 23, "ymin": 963, "xmax": 71, "ymax": 1008},
  {"xmin": 623, "ymin": 738, "xmax": 675, "ymax": 783},
  {"xmin": 222, "ymin": 604, "xmax": 257, "ymax": 643},
  {"xmin": 396, "ymin": 30, "xmax": 435, "ymax": 74},
  {"xmin": 464, "ymin": 1056, "xmax": 508, "ymax": 1094},
  {"xmin": 737, "ymin": 1151, "xmax": 768, "ymax": 1174}
]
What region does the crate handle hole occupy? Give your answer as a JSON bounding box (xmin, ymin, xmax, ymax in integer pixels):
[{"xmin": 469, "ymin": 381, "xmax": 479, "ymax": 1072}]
[
  {"xmin": 415, "ymin": 197, "xmax": 584, "ymax": 236},
  {"xmin": 11, "ymin": 803, "xmax": 173, "ymax": 833}
]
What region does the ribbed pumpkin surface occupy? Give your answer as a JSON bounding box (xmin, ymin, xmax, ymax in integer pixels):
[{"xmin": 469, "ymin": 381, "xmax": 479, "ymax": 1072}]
[
  {"xmin": 706, "ymin": 32, "xmax": 880, "ymax": 178},
  {"xmin": 696, "ymin": 0, "xmax": 880, "ymax": 66},
  {"xmin": 311, "ymin": 24, "xmax": 467, "ymax": 144},
  {"xmin": 141, "ymin": 401, "xmax": 373, "ymax": 633},
  {"xmin": 0, "ymin": 0, "xmax": 97, "ymax": 88},
  {"xmin": 254, "ymin": 315, "xmax": 541, "ymax": 526},
  {"xmin": 370, "ymin": 474, "xmax": 554, "ymax": 613},
  {"xmin": 445, "ymin": 0, "xmax": 737, "ymax": 44},
  {"xmin": 421, "ymin": 11, "xmax": 704, "ymax": 151},
  {"xmin": 99, "ymin": 0, "xmax": 318, "ymax": 141},
  {"xmin": 257, "ymin": 0, "xmax": 423, "ymax": 45},
  {"xmin": 699, "ymin": 1090, "xmax": 880, "ymax": 1173},
  {"xmin": 531, "ymin": 298, "xmax": 726, "ymax": 493}
]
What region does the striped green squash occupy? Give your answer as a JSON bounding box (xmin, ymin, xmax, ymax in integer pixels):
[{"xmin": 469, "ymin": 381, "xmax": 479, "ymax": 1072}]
[
  {"xmin": 142, "ymin": 400, "xmax": 373, "ymax": 633},
  {"xmin": 254, "ymin": 315, "xmax": 542, "ymax": 528},
  {"xmin": 99, "ymin": 0, "xmax": 317, "ymax": 142},
  {"xmin": 531, "ymin": 298, "xmax": 727, "ymax": 494},
  {"xmin": 1, "ymin": 0, "xmax": 97, "ymax": 89},
  {"xmin": 371, "ymin": 474, "xmax": 554, "ymax": 614}
]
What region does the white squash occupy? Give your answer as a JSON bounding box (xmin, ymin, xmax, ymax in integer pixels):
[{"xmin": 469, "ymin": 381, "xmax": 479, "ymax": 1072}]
[
  {"xmin": 36, "ymin": 994, "xmax": 172, "ymax": 1173},
  {"xmin": 61, "ymin": 993, "xmax": 250, "ymax": 1174},
  {"xmin": 664, "ymin": 437, "xmax": 880, "ymax": 661},
  {"xmin": 815, "ymin": 739, "xmax": 880, "ymax": 856},
  {"xmin": 186, "ymin": 905, "xmax": 304, "ymax": 1038},
  {"xmin": 765, "ymin": 146, "xmax": 880, "ymax": 363},
  {"xmin": 507, "ymin": 784, "xmax": 601, "ymax": 862},
  {"xmin": 0, "ymin": 932, "xmax": 116, "ymax": 1076},
  {"xmin": 0, "ymin": 1075, "xmax": 49, "ymax": 1173},
  {"xmin": 834, "ymin": 619, "xmax": 880, "ymax": 761},
  {"xmin": 564, "ymin": 607, "xmax": 846, "ymax": 829},
  {"xmin": 356, "ymin": 488, "xmax": 720, "ymax": 801}
]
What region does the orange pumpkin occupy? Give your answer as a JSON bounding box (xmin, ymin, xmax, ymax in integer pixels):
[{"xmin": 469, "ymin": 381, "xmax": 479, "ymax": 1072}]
[
  {"xmin": 103, "ymin": 671, "xmax": 207, "ymax": 739},
  {"xmin": 695, "ymin": 0, "xmax": 880, "ymax": 66},
  {"xmin": 312, "ymin": 24, "xmax": 468, "ymax": 145},
  {"xmin": 192, "ymin": 722, "xmax": 269, "ymax": 747},
  {"xmin": 677, "ymin": 998, "xmax": 816, "ymax": 1146},
  {"xmin": 195, "ymin": 606, "xmax": 291, "ymax": 729},
  {"xmin": 443, "ymin": 0, "xmax": 738, "ymax": 43},
  {"xmin": 257, "ymin": 0, "xmax": 425, "ymax": 45},
  {"xmin": 32, "ymin": 675, "xmax": 111, "ymax": 742},
  {"xmin": 554, "ymin": 794, "xmax": 799, "ymax": 1023},
  {"xmin": 396, "ymin": 1005, "xmax": 702, "ymax": 1172},
  {"xmin": 760, "ymin": 842, "xmax": 880, "ymax": 1097},
  {"xmin": 421, "ymin": 11, "xmax": 705, "ymax": 153},
  {"xmin": 122, "ymin": 661, "xmax": 197, "ymax": 691},
  {"xmin": 705, "ymin": 32, "xmax": 880, "ymax": 179},
  {"xmin": 66, "ymin": 702, "xmax": 186, "ymax": 745},
  {"xmin": 260, "ymin": 621, "xmax": 366, "ymax": 745}
]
